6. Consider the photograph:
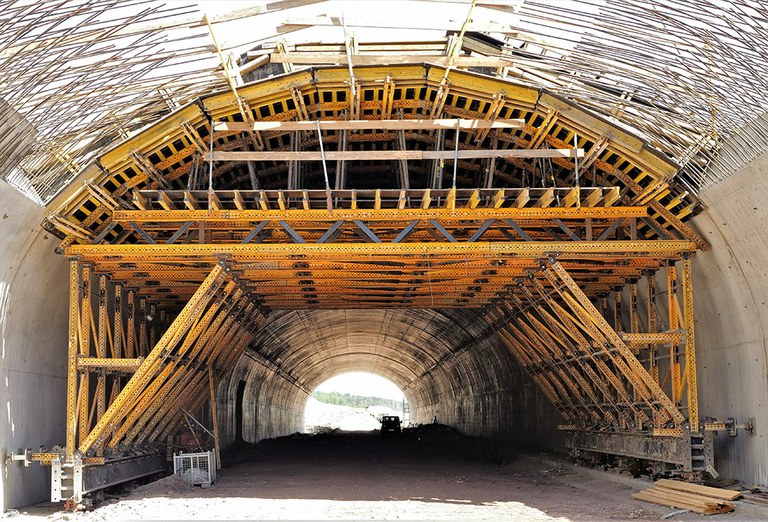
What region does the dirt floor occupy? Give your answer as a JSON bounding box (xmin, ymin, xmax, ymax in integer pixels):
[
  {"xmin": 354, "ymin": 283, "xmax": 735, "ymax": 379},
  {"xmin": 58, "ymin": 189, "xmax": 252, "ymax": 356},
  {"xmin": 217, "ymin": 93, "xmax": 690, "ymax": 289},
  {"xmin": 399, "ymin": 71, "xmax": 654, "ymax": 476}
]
[{"xmin": 9, "ymin": 426, "xmax": 768, "ymax": 521}]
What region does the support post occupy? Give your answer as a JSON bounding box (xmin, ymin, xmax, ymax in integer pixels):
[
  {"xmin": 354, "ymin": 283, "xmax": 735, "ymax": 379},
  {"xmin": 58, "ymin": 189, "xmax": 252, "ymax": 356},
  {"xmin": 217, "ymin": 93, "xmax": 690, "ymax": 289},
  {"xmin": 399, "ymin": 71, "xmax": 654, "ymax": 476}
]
[
  {"xmin": 681, "ymin": 256, "xmax": 699, "ymax": 432},
  {"xmin": 65, "ymin": 260, "xmax": 80, "ymax": 462},
  {"xmin": 208, "ymin": 366, "xmax": 222, "ymax": 470},
  {"xmin": 79, "ymin": 265, "xmax": 92, "ymax": 446}
]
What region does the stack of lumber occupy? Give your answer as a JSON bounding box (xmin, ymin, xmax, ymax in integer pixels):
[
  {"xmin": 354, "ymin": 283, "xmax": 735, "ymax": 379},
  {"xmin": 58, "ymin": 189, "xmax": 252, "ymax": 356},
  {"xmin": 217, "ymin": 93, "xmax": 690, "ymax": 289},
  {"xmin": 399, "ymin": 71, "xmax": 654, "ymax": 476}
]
[{"xmin": 633, "ymin": 479, "xmax": 742, "ymax": 515}]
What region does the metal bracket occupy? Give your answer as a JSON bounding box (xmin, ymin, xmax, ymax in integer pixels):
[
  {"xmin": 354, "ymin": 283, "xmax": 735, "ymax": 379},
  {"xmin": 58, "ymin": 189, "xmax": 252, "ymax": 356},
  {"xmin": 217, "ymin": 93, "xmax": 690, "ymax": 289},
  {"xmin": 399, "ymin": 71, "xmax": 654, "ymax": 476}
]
[
  {"xmin": 5, "ymin": 448, "xmax": 33, "ymax": 467},
  {"xmin": 703, "ymin": 417, "xmax": 756, "ymax": 437}
]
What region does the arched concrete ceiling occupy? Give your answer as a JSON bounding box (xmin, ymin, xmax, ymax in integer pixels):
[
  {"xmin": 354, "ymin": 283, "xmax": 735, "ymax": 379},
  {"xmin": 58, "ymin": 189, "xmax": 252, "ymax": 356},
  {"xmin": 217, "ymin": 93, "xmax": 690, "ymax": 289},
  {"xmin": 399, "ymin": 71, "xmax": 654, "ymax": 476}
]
[
  {"xmin": 2, "ymin": 1, "xmax": 768, "ymax": 203},
  {"xmin": 226, "ymin": 306, "xmax": 539, "ymax": 443},
  {"xmin": 248, "ymin": 308, "xmax": 500, "ymax": 395}
]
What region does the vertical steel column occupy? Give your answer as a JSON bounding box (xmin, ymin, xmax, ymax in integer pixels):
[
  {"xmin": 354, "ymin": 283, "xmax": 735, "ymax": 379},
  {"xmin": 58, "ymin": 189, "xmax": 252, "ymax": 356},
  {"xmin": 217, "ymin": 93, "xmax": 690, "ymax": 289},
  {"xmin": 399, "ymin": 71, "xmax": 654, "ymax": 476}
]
[
  {"xmin": 126, "ymin": 291, "xmax": 136, "ymax": 358},
  {"xmin": 138, "ymin": 298, "xmax": 147, "ymax": 357},
  {"xmin": 79, "ymin": 264, "xmax": 92, "ymax": 446},
  {"xmin": 65, "ymin": 260, "xmax": 80, "ymax": 462},
  {"xmin": 646, "ymin": 272, "xmax": 659, "ymax": 383},
  {"xmin": 149, "ymin": 303, "xmax": 157, "ymax": 350},
  {"xmin": 97, "ymin": 276, "xmax": 108, "ymax": 422},
  {"xmin": 208, "ymin": 366, "xmax": 222, "ymax": 470},
  {"xmin": 113, "ymin": 285, "xmax": 123, "ymax": 359},
  {"xmin": 681, "ymin": 257, "xmax": 699, "ymax": 432},
  {"xmin": 667, "ymin": 264, "xmax": 682, "ymax": 404}
]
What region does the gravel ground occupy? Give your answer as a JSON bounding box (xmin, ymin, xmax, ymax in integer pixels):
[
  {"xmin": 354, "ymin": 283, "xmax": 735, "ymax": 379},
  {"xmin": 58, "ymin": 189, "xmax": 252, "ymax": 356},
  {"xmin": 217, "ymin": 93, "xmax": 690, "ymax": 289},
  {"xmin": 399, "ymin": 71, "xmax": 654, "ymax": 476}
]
[{"xmin": 8, "ymin": 427, "xmax": 768, "ymax": 521}]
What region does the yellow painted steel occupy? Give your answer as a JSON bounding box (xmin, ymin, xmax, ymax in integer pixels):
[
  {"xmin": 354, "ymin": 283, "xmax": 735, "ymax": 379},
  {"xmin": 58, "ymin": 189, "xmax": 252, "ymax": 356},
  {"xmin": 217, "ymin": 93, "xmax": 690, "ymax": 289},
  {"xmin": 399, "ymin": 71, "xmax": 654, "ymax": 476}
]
[
  {"xmin": 40, "ymin": 61, "xmax": 711, "ymax": 473},
  {"xmin": 486, "ymin": 259, "xmax": 699, "ymax": 434}
]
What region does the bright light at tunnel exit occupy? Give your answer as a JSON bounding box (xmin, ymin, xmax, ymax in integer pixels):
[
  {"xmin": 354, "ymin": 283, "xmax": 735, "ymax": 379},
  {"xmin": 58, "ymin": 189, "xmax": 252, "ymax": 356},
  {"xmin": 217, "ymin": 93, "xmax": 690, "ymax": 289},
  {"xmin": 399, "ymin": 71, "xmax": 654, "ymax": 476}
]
[
  {"xmin": 305, "ymin": 372, "xmax": 407, "ymax": 432},
  {"xmin": 315, "ymin": 372, "xmax": 404, "ymax": 400}
]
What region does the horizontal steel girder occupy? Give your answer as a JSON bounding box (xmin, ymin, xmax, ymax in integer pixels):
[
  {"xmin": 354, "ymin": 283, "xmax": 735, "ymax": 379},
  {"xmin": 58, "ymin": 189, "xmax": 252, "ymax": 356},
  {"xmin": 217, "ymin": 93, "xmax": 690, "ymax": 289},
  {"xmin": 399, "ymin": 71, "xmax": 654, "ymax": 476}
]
[
  {"xmin": 112, "ymin": 206, "xmax": 647, "ymax": 223},
  {"xmin": 66, "ymin": 240, "xmax": 696, "ymax": 261},
  {"xmin": 565, "ymin": 430, "xmax": 695, "ymax": 468}
]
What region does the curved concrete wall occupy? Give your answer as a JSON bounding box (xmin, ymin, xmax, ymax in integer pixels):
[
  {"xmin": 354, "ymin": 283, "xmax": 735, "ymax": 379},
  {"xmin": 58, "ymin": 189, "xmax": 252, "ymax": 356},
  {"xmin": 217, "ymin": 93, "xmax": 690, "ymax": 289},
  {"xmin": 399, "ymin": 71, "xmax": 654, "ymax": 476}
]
[
  {"xmin": 690, "ymin": 154, "xmax": 768, "ymax": 486},
  {"xmin": 10, "ymin": 152, "xmax": 768, "ymax": 509},
  {"xmin": 215, "ymin": 309, "xmax": 558, "ymax": 452},
  {"xmin": 0, "ymin": 181, "xmax": 69, "ymax": 510}
]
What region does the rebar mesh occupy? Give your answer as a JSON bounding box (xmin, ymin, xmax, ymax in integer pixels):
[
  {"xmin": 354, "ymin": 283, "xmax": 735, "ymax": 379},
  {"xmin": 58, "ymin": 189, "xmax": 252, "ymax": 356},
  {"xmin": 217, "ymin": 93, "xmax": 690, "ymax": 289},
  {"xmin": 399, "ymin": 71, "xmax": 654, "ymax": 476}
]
[{"xmin": 1, "ymin": 0, "xmax": 767, "ymax": 203}]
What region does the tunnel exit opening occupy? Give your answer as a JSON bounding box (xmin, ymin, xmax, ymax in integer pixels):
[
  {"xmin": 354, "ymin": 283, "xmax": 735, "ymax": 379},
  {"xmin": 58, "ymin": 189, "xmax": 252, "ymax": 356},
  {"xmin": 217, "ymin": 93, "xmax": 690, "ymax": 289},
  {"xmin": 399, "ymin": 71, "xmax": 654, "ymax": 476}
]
[{"xmin": 304, "ymin": 372, "xmax": 407, "ymax": 433}]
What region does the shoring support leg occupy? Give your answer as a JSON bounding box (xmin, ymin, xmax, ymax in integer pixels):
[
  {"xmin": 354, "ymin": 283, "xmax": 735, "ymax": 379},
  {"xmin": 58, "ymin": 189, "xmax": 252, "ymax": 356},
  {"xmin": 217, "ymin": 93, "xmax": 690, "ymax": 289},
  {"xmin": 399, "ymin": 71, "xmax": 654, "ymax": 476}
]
[
  {"xmin": 489, "ymin": 313, "xmax": 576, "ymax": 422},
  {"xmin": 646, "ymin": 271, "xmax": 659, "ymax": 384},
  {"xmin": 79, "ymin": 264, "xmax": 92, "ymax": 447},
  {"xmin": 78, "ymin": 263, "xmax": 227, "ymax": 455},
  {"xmin": 545, "ymin": 258, "xmax": 686, "ymax": 428},
  {"xmin": 527, "ymin": 277, "xmax": 644, "ymax": 427},
  {"xmin": 515, "ymin": 286, "xmax": 618, "ymax": 424},
  {"xmin": 506, "ymin": 304, "xmax": 600, "ymax": 423},
  {"xmin": 208, "ymin": 366, "xmax": 222, "ymax": 470},
  {"xmin": 112, "ymin": 286, "xmax": 237, "ymax": 448},
  {"xmin": 667, "ymin": 265, "xmax": 682, "ymax": 405},
  {"xmin": 525, "ymin": 281, "xmax": 619, "ymax": 415},
  {"xmin": 154, "ymin": 309, "xmax": 262, "ymax": 444},
  {"xmin": 123, "ymin": 289, "xmax": 244, "ymax": 447},
  {"xmin": 65, "ymin": 260, "xmax": 80, "ymax": 462},
  {"xmin": 681, "ymin": 256, "xmax": 699, "ymax": 432}
]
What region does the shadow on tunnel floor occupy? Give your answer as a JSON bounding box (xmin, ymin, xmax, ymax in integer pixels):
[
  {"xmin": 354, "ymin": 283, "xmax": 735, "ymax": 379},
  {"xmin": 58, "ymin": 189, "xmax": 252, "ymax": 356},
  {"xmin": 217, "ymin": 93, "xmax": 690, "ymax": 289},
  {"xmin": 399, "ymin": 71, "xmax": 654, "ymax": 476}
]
[
  {"xmin": 223, "ymin": 423, "xmax": 513, "ymax": 468},
  {"xmin": 18, "ymin": 427, "xmax": 693, "ymax": 521},
  {"xmin": 117, "ymin": 426, "xmax": 584, "ymax": 508},
  {"xmin": 85, "ymin": 426, "xmax": 682, "ymax": 522}
]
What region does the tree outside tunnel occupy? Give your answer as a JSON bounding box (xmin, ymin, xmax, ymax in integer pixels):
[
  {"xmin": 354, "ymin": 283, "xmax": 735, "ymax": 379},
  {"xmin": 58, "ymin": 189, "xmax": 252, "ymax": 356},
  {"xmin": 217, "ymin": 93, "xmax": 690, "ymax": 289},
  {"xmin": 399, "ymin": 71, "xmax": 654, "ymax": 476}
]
[{"xmin": 305, "ymin": 372, "xmax": 407, "ymax": 432}]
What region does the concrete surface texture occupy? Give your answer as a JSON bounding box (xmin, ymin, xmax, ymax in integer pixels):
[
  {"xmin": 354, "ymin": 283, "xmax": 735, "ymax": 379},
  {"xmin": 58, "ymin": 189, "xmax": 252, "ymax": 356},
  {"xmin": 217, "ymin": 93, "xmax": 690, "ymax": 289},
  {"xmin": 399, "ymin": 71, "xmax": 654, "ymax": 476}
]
[
  {"xmin": 689, "ymin": 153, "xmax": 768, "ymax": 486},
  {"xmin": 7, "ymin": 149, "xmax": 768, "ymax": 511},
  {"xmin": 216, "ymin": 309, "xmax": 558, "ymax": 452},
  {"xmin": 0, "ymin": 181, "xmax": 69, "ymax": 510}
]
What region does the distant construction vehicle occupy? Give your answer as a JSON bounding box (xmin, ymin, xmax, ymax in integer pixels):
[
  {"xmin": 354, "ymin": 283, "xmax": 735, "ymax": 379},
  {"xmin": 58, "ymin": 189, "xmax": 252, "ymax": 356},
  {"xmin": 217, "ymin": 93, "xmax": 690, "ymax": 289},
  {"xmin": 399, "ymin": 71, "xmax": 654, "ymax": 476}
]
[{"xmin": 381, "ymin": 416, "xmax": 402, "ymax": 435}]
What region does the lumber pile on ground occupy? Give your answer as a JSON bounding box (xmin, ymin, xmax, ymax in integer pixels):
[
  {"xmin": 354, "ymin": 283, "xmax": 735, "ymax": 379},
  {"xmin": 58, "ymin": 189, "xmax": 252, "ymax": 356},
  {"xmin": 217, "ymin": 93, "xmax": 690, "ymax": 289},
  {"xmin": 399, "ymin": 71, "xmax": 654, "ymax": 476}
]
[{"xmin": 633, "ymin": 479, "xmax": 741, "ymax": 515}]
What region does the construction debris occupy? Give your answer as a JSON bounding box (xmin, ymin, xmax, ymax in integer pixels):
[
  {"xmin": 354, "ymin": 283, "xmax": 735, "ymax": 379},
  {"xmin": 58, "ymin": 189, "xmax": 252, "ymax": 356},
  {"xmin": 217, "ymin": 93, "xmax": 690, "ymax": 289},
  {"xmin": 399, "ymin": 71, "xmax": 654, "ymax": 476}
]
[{"xmin": 633, "ymin": 479, "xmax": 741, "ymax": 515}]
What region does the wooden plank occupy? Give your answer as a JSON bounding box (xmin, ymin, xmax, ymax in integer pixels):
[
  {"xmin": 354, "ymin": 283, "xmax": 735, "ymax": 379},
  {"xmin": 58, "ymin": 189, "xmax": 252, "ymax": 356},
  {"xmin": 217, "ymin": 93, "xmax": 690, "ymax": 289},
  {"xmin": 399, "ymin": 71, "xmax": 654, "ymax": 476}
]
[
  {"xmin": 421, "ymin": 188, "xmax": 431, "ymax": 209},
  {"xmin": 133, "ymin": 190, "xmax": 148, "ymax": 211},
  {"xmin": 603, "ymin": 186, "xmax": 621, "ymax": 207},
  {"xmin": 206, "ymin": 149, "xmax": 585, "ymax": 162},
  {"xmin": 209, "ymin": 192, "xmax": 222, "ymax": 211},
  {"xmin": 158, "ymin": 191, "xmax": 175, "ymax": 211},
  {"xmin": 513, "ymin": 188, "xmax": 529, "ymax": 208},
  {"xmin": 491, "ymin": 188, "xmax": 505, "ymax": 208},
  {"xmin": 214, "ymin": 118, "xmax": 526, "ymax": 133},
  {"xmin": 651, "ymin": 486, "xmax": 729, "ymax": 507},
  {"xmin": 233, "ymin": 190, "xmax": 245, "ymax": 211},
  {"xmin": 183, "ymin": 191, "xmax": 199, "ymax": 211},
  {"xmin": 743, "ymin": 494, "xmax": 768, "ymax": 507},
  {"xmin": 655, "ymin": 479, "xmax": 742, "ymax": 501},
  {"xmin": 584, "ymin": 188, "xmax": 603, "ymax": 208},
  {"xmin": 562, "ymin": 187, "xmax": 579, "ymax": 208},
  {"xmin": 467, "ymin": 189, "xmax": 480, "ymax": 209},
  {"xmin": 268, "ymin": 52, "xmax": 511, "ymax": 68},
  {"xmin": 534, "ymin": 187, "xmax": 555, "ymax": 208},
  {"xmin": 632, "ymin": 491, "xmax": 717, "ymax": 515}
]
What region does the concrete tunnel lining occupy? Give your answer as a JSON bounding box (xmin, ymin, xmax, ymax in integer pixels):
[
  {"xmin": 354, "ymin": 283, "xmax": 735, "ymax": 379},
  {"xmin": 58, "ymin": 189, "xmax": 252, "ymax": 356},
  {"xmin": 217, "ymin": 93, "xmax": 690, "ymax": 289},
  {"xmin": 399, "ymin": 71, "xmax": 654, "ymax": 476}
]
[
  {"xmin": 6, "ymin": 0, "xmax": 768, "ymax": 510},
  {"xmin": 216, "ymin": 308, "xmax": 555, "ymax": 447}
]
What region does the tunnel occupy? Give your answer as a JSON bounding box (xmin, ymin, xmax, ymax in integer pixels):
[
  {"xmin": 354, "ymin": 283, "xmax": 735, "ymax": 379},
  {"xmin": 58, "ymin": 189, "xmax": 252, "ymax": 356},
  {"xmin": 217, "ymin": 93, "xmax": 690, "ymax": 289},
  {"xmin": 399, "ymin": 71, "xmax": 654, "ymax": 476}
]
[
  {"xmin": 218, "ymin": 309, "xmax": 551, "ymax": 447},
  {"xmin": 2, "ymin": 0, "xmax": 768, "ymax": 515}
]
